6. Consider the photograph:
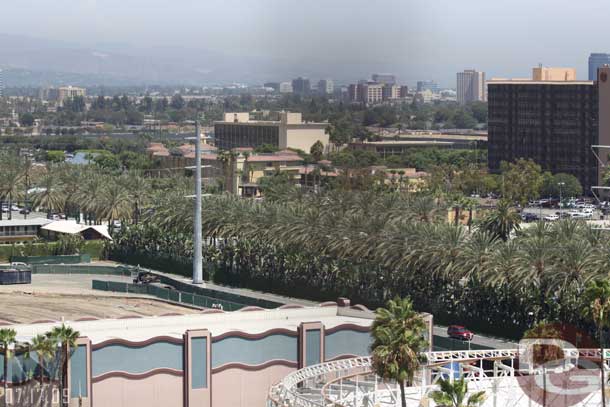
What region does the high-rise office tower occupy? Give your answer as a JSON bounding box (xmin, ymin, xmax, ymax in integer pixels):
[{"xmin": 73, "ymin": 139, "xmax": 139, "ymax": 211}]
[
  {"xmin": 589, "ymin": 53, "xmax": 610, "ymax": 81},
  {"xmin": 291, "ymin": 77, "xmax": 311, "ymax": 95},
  {"xmin": 416, "ymin": 80, "xmax": 439, "ymax": 93},
  {"xmin": 457, "ymin": 70, "xmax": 486, "ymax": 104},
  {"xmin": 488, "ymin": 77, "xmax": 603, "ymax": 191},
  {"xmin": 317, "ymin": 79, "xmax": 334, "ymax": 94}
]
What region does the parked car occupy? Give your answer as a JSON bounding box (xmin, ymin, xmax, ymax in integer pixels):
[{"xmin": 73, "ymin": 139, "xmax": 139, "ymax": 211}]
[
  {"xmin": 570, "ymin": 212, "xmax": 592, "ymax": 219},
  {"xmin": 447, "ymin": 325, "xmax": 474, "ymax": 341},
  {"xmin": 582, "ymin": 207, "xmax": 595, "ymax": 214},
  {"xmin": 543, "ymin": 214, "xmax": 559, "ymax": 221},
  {"xmin": 521, "ymin": 213, "xmax": 539, "ymax": 222},
  {"xmin": 19, "ymin": 208, "xmax": 30, "ymax": 215}
]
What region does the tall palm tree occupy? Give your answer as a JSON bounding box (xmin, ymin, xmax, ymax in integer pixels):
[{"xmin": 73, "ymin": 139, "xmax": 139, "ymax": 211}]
[
  {"xmin": 99, "ymin": 181, "xmax": 131, "ymax": 226},
  {"xmin": 48, "ymin": 325, "xmax": 79, "ymax": 407},
  {"xmin": 370, "ymin": 297, "xmax": 428, "ymax": 407},
  {"xmin": 33, "ymin": 170, "xmax": 65, "ymax": 218},
  {"xmin": 0, "ymin": 328, "xmax": 16, "ymax": 407},
  {"xmin": 429, "ymin": 377, "xmax": 486, "ymax": 407},
  {"xmin": 29, "ymin": 334, "xmax": 55, "ymax": 407},
  {"xmin": 0, "ymin": 155, "xmax": 24, "ymax": 221},
  {"xmin": 583, "ymin": 280, "xmax": 610, "ymax": 407},
  {"xmin": 478, "ymin": 199, "xmax": 520, "ymax": 241}
]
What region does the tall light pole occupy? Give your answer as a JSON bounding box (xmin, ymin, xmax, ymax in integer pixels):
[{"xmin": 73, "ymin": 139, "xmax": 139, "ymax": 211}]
[
  {"xmin": 193, "ymin": 120, "xmax": 203, "ymax": 284},
  {"xmin": 558, "ymin": 181, "xmax": 565, "ymax": 219}
]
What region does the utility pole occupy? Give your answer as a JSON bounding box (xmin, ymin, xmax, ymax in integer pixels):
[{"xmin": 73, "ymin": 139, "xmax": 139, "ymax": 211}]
[{"xmin": 193, "ymin": 120, "xmax": 203, "ymax": 284}]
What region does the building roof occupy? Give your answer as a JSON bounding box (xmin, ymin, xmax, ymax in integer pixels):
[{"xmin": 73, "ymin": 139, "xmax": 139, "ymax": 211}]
[
  {"xmin": 488, "ymin": 80, "xmax": 595, "ymax": 85},
  {"xmin": 0, "ymin": 218, "xmax": 52, "ymax": 228},
  {"xmin": 248, "ymin": 154, "xmax": 304, "ymax": 163},
  {"xmin": 10, "ymin": 304, "xmax": 373, "ymax": 344},
  {"xmin": 41, "ymin": 220, "xmax": 112, "ymax": 240}
]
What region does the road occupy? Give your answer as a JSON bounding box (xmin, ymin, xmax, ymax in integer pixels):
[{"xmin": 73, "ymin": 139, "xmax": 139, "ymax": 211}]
[{"xmin": 432, "ymin": 325, "xmax": 517, "ymax": 351}]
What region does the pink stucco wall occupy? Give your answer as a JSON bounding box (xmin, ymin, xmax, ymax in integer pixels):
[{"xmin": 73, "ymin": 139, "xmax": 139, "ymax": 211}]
[
  {"xmin": 92, "ymin": 372, "xmax": 182, "ymax": 407},
  {"xmin": 211, "ymin": 365, "xmax": 294, "ymax": 407}
]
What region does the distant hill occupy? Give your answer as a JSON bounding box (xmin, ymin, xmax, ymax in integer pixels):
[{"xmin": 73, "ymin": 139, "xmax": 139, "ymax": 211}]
[
  {"xmin": 0, "ymin": 33, "xmax": 288, "ymax": 86},
  {"xmin": 0, "ymin": 33, "xmax": 396, "ymax": 87}
]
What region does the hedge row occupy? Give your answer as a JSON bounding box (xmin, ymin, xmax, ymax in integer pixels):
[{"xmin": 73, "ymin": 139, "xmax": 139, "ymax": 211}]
[{"xmin": 0, "ymin": 240, "xmax": 105, "ymax": 262}]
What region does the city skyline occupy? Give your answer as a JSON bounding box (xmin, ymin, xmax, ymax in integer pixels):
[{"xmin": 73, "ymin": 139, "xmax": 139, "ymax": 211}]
[{"xmin": 1, "ymin": 0, "xmax": 610, "ymax": 87}]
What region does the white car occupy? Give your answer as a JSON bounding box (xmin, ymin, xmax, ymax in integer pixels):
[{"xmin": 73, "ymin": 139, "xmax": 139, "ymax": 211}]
[
  {"xmin": 582, "ymin": 207, "xmax": 594, "ymax": 214},
  {"xmin": 543, "ymin": 214, "xmax": 559, "ymax": 221},
  {"xmin": 570, "ymin": 212, "xmax": 592, "ymax": 219}
]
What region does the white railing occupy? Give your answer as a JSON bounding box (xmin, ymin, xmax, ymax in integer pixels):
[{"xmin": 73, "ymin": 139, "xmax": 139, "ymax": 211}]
[{"xmin": 268, "ymin": 349, "xmax": 610, "ymax": 407}]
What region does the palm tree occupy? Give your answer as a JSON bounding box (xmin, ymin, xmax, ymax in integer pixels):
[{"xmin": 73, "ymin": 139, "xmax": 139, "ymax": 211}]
[
  {"xmin": 48, "ymin": 325, "xmax": 79, "ymax": 407},
  {"xmin": 29, "ymin": 334, "xmax": 55, "ymax": 407},
  {"xmin": 429, "ymin": 377, "xmax": 486, "ymax": 407},
  {"xmin": 0, "ymin": 155, "xmax": 24, "ymax": 220},
  {"xmin": 583, "ymin": 280, "xmax": 610, "ymax": 407},
  {"xmin": 33, "ymin": 170, "xmax": 65, "ymax": 218},
  {"xmin": 0, "ymin": 328, "xmax": 16, "ymax": 407},
  {"xmin": 99, "ymin": 181, "xmax": 131, "ymax": 226},
  {"xmin": 370, "ymin": 297, "xmax": 428, "ymax": 407},
  {"xmin": 478, "ymin": 199, "xmax": 520, "ymax": 241}
]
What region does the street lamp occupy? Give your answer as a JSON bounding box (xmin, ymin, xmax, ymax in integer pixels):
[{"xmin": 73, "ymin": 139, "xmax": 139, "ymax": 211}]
[{"xmin": 558, "ymin": 182, "xmax": 565, "ymax": 219}]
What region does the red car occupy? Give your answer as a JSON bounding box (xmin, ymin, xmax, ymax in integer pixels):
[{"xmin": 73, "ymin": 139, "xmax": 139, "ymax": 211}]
[{"xmin": 447, "ymin": 325, "xmax": 474, "ymax": 341}]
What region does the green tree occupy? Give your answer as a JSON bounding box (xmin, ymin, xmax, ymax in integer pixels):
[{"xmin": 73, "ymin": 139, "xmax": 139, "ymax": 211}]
[
  {"xmin": 19, "ymin": 113, "xmax": 35, "ymax": 127},
  {"xmin": 0, "ymin": 328, "xmax": 16, "ymax": 407},
  {"xmin": 29, "ymin": 334, "xmax": 56, "ymax": 407},
  {"xmin": 501, "ymin": 159, "xmax": 544, "ymax": 207},
  {"xmin": 48, "ymin": 324, "xmax": 79, "ymax": 407},
  {"xmin": 540, "ymin": 172, "xmax": 582, "ymax": 199},
  {"xmin": 370, "ymin": 297, "xmax": 428, "ymax": 407},
  {"xmin": 310, "ymin": 140, "xmax": 324, "ymax": 162},
  {"xmin": 429, "ymin": 377, "xmax": 486, "ymax": 407},
  {"xmin": 583, "ymin": 280, "xmax": 610, "ymax": 407},
  {"xmin": 45, "ymin": 151, "xmax": 65, "ymax": 163},
  {"xmin": 478, "ymin": 199, "xmax": 521, "ymax": 241}
]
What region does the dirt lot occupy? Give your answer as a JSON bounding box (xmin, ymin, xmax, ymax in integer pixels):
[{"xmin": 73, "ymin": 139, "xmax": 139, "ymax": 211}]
[{"xmin": 0, "ymin": 274, "xmax": 195, "ymax": 324}]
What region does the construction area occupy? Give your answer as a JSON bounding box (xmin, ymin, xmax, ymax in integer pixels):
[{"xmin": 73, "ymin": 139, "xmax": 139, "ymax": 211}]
[{"xmin": 0, "ymin": 273, "xmax": 193, "ymax": 324}]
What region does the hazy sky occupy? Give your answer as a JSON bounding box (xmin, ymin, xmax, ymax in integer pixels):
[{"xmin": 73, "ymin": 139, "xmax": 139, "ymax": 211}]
[{"xmin": 1, "ymin": 0, "xmax": 609, "ymax": 86}]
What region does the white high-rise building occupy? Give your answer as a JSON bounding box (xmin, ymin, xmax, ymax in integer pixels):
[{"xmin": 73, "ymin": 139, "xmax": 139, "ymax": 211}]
[
  {"xmin": 317, "ymin": 79, "xmax": 334, "ymax": 95},
  {"xmin": 457, "ymin": 69, "xmax": 486, "ymax": 104}
]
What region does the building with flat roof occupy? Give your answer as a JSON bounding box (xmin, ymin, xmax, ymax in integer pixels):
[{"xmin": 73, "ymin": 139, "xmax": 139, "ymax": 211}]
[
  {"xmin": 350, "ymin": 133, "xmax": 487, "ymax": 159},
  {"xmin": 317, "ymin": 79, "xmax": 334, "ymax": 95},
  {"xmin": 214, "ymin": 111, "xmax": 329, "ymax": 152},
  {"xmin": 532, "ymin": 66, "xmax": 576, "ymax": 81},
  {"xmin": 42, "ymin": 86, "xmax": 86, "ymax": 106},
  {"xmin": 457, "ymin": 70, "xmax": 486, "ymax": 104},
  {"xmin": 589, "ymin": 53, "xmax": 610, "ymax": 81},
  {"xmin": 279, "ymin": 82, "xmax": 293, "ymax": 93},
  {"xmin": 417, "ymin": 80, "xmax": 439, "ymax": 93},
  {"xmin": 4, "ymin": 295, "xmax": 427, "ymax": 407},
  {"xmin": 291, "ymin": 77, "xmax": 310, "ymax": 95},
  {"xmin": 0, "ymin": 218, "xmax": 52, "ymax": 244},
  {"xmin": 371, "ymin": 73, "xmax": 396, "ymax": 85},
  {"xmin": 487, "ymin": 75, "xmax": 609, "ymax": 192}
]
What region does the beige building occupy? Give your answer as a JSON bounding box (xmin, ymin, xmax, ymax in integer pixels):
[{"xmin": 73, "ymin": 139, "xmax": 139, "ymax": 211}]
[
  {"xmin": 361, "ymin": 83, "xmax": 383, "ymax": 103},
  {"xmin": 532, "ymin": 66, "xmax": 576, "ymax": 81},
  {"xmin": 44, "ymin": 86, "xmax": 86, "ymax": 106},
  {"xmin": 214, "ymin": 111, "xmax": 329, "ymax": 152},
  {"xmin": 457, "ymin": 70, "xmax": 486, "ymax": 104}
]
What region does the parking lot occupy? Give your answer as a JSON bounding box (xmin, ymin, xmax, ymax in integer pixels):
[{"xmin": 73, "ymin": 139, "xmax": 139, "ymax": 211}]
[{"xmin": 521, "ymin": 204, "xmax": 604, "ymax": 222}]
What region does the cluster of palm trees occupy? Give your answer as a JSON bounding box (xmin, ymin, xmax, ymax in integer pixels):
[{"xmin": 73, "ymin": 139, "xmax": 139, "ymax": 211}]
[
  {"xmin": 108, "ymin": 189, "xmax": 610, "ymax": 337},
  {"xmin": 0, "ymin": 324, "xmax": 79, "ymax": 407},
  {"xmin": 0, "ymin": 153, "xmax": 189, "ymax": 226}
]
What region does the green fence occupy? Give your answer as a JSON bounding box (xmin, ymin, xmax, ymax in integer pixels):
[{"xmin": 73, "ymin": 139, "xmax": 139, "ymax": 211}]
[
  {"xmin": 153, "ymin": 274, "xmax": 282, "ymax": 309},
  {"xmin": 91, "ymin": 279, "xmax": 261, "ymax": 311},
  {"xmin": 31, "ymin": 264, "xmax": 131, "ymax": 276},
  {"xmin": 11, "ymin": 254, "xmax": 91, "ymax": 265}
]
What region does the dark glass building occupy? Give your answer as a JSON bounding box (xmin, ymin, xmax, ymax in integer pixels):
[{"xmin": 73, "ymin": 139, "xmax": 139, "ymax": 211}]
[
  {"xmin": 589, "ymin": 53, "xmax": 610, "ymax": 81},
  {"xmin": 488, "ymin": 81, "xmax": 599, "ymax": 192}
]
